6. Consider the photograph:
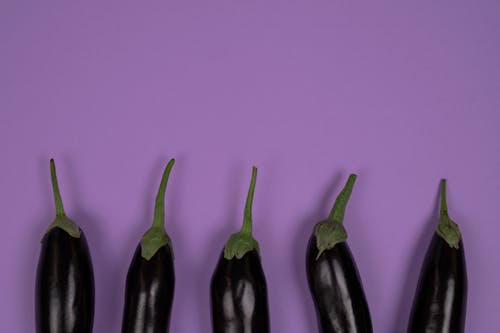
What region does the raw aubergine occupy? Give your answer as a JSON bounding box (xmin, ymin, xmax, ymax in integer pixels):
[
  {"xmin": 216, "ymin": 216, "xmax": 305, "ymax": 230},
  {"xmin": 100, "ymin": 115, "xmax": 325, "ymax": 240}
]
[
  {"xmin": 407, "ymin": 179, "xmax": 467, "ymax": 333},
  {"xmin": 36, "ymin": 159, "xmax": 95, "ymax": 333},
  {"xmin": 210, "ymin": 166, "xmax": 270, "ymax": 333},
  {"xmin": 306, "ymin": 174, "xmax": 372, "ymax": 333},
  {"xmin": 121, "ymin": 159, "xmax": 176, "ymax": 333}
]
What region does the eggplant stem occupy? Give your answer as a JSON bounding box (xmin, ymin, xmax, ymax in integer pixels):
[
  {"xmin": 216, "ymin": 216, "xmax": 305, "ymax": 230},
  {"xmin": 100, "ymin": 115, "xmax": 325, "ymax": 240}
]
[
  {"xmin": 436, "ymin": 178, "xmax": 462, "ymax": 249},
  {"xmin": 50, "ymin": 159, "xmax": 66, "ymax": 217},
  {"xmin": 140, "ymin": 159, "xmax": 175, "ymax": 260},
  {"xmin": 152, "ymin": 159, "xmax": 176, "ymax": 229},
  {"xmin": 241, "ymin": 166, "xmax": 257, "ymax": 235},
  {"xmin": 314, "ymin": 173, "xmax": 357, "ymax": 259},
  {"xmin": 223, "ymin": 166, "xmax": 260, "ymax": 260},
  {"xmin": 328, "ymin": 174, "xmax": 357, "ymax": 224},
  {"xmin": 44, "ymin": 159, "xmax": 81, "ymax": 238},
  {"xmin": 440, "ymin": 179, "xmax": 448, "ymax": 217}
]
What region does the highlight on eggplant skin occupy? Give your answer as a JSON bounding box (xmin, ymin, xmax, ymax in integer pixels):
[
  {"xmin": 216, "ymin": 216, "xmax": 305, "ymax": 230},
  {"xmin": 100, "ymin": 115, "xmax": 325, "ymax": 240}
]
[
  {"xmin": 210, "ymin": 166, "xmax": 271, "ymax": 333},
  {"xmin": 35, "ymin": 159, "xmax": 95, "ymax": 333},
  {"xmin": 121, "ymin": 244, "xmax": 175, "ymax": 333},
  {"xmin": 121, "ymin": 159, "xmax": 176, "ymax": 333},
  {"xmin": 210, "ymin": 249, "xmax": 270, "ymax": 333},
  {"xmin": 407, "ymin": 179, "xmax": 467, "ymax": 333},
  {"xmin": 306, "ymin": 174, "xmax": 373, "ymax": 333}
]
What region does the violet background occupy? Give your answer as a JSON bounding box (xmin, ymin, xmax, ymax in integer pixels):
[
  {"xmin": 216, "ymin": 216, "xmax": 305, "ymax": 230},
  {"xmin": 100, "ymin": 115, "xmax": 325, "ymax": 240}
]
[{"xmin": 1, "ymin": 1, "xmax": 500, "ymax": 332}]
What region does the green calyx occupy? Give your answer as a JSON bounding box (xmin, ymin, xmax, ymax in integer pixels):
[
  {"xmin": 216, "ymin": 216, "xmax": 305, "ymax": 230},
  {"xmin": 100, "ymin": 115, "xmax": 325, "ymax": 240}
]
[
  {"xmin": 224, "ymin": 166, "xmax": 260, "ymax": 260},
  {"xmin": 45, "ymin": 159, "xmax": 81, "ymax": 238},
  {"xmin": 436, "ymin": 179, "xmax": 462, "ymax": 249},
  {"xmin": 314, "ymin": 174, "xmax": 357, "ymax": 259},
  {"xmin": 140, "ymin": 159, "xmax": 175, "ymax": 260}
]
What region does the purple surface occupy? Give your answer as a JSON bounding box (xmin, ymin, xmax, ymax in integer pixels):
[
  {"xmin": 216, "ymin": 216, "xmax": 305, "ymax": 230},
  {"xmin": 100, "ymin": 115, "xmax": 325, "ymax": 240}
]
[{"xmin": 1, "ymin": 1, "xmax": 499, "ymax": 331}]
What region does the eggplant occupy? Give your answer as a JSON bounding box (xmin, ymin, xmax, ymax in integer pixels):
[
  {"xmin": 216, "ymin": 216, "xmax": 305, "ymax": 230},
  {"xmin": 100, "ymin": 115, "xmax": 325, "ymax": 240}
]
[
  {"xmin": 121, "ymin": 159, "xmax": 176, "ymax": 333},
  {"xmin": 210, "ymin": 166, "xmax": 270, "ymax": 333},
  {"xmin": 35, "ymin": 159, "xmax": 95, "ymax": 333},
  {"xmin": 407, "ymin": 179, "xmax": 467, "ymax": 333},
  {"xmin": 306, "ymin": 174, "xmax": 372, "ymax": 333}
]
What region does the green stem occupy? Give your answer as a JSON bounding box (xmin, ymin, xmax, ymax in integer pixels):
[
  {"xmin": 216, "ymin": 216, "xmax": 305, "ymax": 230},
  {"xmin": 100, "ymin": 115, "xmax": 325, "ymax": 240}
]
[
  {"xmin": 223, "ymin": 166, "xmax": 260, "ymax": 260},
  {"xmin": 50, "ymin": 159, "xmax": 66, "ymax": 217},
  {"xmin": 328, "ymin": 174, "xmax": 357, "ymax": 224},
  {"xmin": 140, "ymin": 159, "xmax": 175, "ymax": 260},
  {"xmin": 241, "ymin": 166, "xmax": 257, "ymax": 235},
  {"xmin": 152, "ymin": 158, "xmax": 176, "ymax": 230},
  {"xmin": 314, "ymin": 173, "xmax": 357, "ymax": 259},
  {"xmin": 44, "ymin": 159, "xmax": 81, "ymax": 238},
  {"xmin": 440, "ymin": 179, "xmax": 448, "ymax": 218},
  {"xmin": 436, "ymin": 178, "xmax": 462, "ymax": 248}
]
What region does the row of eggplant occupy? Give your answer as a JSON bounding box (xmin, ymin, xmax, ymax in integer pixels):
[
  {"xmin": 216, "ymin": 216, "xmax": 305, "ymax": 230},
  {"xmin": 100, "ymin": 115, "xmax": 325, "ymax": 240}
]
[{"xmin": 35, "ymin": 159, "xmax": 467, "ymax": 333}]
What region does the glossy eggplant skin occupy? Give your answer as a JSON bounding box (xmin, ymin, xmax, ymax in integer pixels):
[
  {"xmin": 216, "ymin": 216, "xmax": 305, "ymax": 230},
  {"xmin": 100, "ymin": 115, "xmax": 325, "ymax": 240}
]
[
  {"xmin": 306, "ymin": 235, "xmax": 372, "ymax": 333},
  {"xmin": 121, "ymin": 244, "xmax": 175, "ymax": 333},
  {"xmin": 35, "ymin": 227, "xmax": 95, "ymax": 333},
  {"xmin": 407, "ymin": 234, "xmax": 467, "ymax": 333},
  {"xmin": 210, "ymin": 249, "xmax": 270, "ymax": 333}
]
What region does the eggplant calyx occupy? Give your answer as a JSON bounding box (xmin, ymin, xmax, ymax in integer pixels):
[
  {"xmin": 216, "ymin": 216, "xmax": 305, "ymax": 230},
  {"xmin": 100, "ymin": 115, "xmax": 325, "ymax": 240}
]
[
  {"xmin": 314, "ymin": 173, "xmax": 356, "ymax": 259},
  {"xmin": 46, "ymin": 215, "xmax": 81, "ymax": 238},
  {"xmin": 224, "ymin": 166, "xmax": 260, "ymax": 260},
  {"xmin": 436, "ymin": 179, "xmax": 461, "ymax": 249},
  {"xmin": 141, "ymin": 227, "xmax": 172, "ymax": 260},
  {"xmin": 314, "ymin": 220, "xmax": 347, "ymax": 259},
  {"xmin": 140, "ymin": 159, "xmax": 175, "ymax": 260},
  {"xmin": 437, "ymin": 215, "xmax": 461, "ymax": 249},
  {"xmin": 45, "ymin": 159, "xmax": 81, "ymax": 239},
  {"xmin": 224, "ymin": 232, "xmax": 259, "ymax": 260}
]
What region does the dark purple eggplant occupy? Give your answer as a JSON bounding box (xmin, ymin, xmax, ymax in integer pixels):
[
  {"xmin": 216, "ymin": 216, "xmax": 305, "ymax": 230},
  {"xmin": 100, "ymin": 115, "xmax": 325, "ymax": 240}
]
[
  {"xmin": 121, "ymin": 159, "xmax": 176, "ymax": 333},
  {"xmin": 306, "ymin": 174, "xmax": 372, "ymax": 333},
  {"xmin": 210, "ymin": 166, "xmax": 270, "ymax": 333},
  {"xmin": 407, "ymin": 179, "xmax": 467, "ymax": 333},
  {"xmin": 35, "ymin": 159, "xmax": 95, "ymax": 333}
]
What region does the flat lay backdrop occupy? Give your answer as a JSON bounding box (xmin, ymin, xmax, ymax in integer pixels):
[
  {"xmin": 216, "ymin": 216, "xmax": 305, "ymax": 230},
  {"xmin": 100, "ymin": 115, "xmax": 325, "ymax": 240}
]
[{"xmin": 1, "ymin": 1, "xmax": 499, "ymax": 332}]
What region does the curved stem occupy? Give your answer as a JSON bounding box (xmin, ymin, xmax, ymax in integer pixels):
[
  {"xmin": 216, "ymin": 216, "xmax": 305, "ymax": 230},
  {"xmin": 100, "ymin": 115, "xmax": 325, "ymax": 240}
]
[
  {"xmin": 44, "ymin": 159, "xmax": 81, "ymax": 238},
  {"xmin": 241, "ymin": 166, "xmax": 257, "ymax": 235},
  {"xmin": 440, "ymin": 179, "xmax": 448, "ymax": 217},
  {"xmin": 223, "ymin": 166, "xmax": 260, "ymax": 259},
  {"xmin": 50, "ymin": 159, "xmax": 66, "ymax": 217},
  {"xmin": 140, "ymin": 159, "xmax": 176, "ymax": 260},
  {"xmin": 152, "ymin": 158, "xmax": 175, "ymax": 229},
  {"xmin": 328, "ymin": 174, "xmax": 357, "ymax": 224}
]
